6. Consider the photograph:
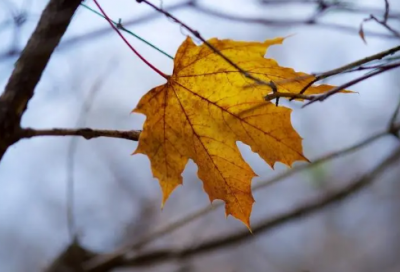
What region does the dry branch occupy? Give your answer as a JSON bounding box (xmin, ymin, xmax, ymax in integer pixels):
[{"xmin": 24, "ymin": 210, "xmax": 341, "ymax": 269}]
[{"xmin": 20, "ymin": 128, "xmax": 140, "ymax": 142}]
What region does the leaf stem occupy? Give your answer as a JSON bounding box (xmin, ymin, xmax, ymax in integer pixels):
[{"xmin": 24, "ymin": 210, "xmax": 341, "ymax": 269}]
[{"xmin": 93, "ymin": 0, "xmax": 168, "ymax": 79}]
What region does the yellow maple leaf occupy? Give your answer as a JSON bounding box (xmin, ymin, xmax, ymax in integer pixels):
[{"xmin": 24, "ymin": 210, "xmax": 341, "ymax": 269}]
[{"xmin": 133, "ymin": 36, "xmax": 345, "ymax": 229}]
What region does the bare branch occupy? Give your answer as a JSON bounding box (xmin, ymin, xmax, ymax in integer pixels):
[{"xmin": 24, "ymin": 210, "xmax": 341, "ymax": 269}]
[
  {"xmin": 189, "ymin": 3, "xmax": 399, "ymax": 39},
  {"xmin": 302, "ymin": 62, "xmax": 400, "ymax": 107},
  {"xmin": 312, "ymin": 45, "xmax": 400, "ymax": 80},
  {"xmin": 260, "ymin": 45, "xmax": 400, "ymax": 102},
  {"xmin": 19, "ymin": 128, "xmax": 140, "ymax": 142},
  {"xmin": 260, "ymin": 0, "xmax": 400, "ymax": 19},
  {"xmin": 366, "ymin": 15, "xmax": 400, "ymax": 39}
]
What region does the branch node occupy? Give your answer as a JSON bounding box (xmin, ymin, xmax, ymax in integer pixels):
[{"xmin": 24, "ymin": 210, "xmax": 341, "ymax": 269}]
[{"xmin": 117, "ymin": 18, "xmax": 123, "ymax": 29}]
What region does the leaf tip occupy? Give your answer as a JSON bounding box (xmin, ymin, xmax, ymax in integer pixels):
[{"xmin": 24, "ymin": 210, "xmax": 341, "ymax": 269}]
[
  {"xmin": 263, "ymin": 36, "xmax": 286, "ymax": 47},
  {"xmin": 283, "ymin": 33, "xmax": 297, "ymax": 40},
  {"xmin": 241, "ymin": 217, "xmax": 252, "ymax": 232},
  {"xmin": 131, "ymin": 107, "xmax": 141, "ymax": 114},
  {"xmin": 131, "ymin": 147, "xmax": 142, "ymax": 155}
]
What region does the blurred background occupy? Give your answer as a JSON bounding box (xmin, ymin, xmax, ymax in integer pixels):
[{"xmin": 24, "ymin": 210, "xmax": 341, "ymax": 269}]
[{"xmin": 0, "ymin": 0, "xmax": 400, "ymax": 271}]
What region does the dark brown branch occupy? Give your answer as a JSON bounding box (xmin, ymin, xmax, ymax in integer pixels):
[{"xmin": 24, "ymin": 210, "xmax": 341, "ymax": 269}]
[
  {"xmin": 19, "ymin": 128, "xmax": 140, "ymax": 141},
  {"xmin": 0, "ymin": 0, "xmax": 82, "ymax": 161},
  {"xmin": 88, "ymin": 145, "xmax": 400, "ymax": 270}
]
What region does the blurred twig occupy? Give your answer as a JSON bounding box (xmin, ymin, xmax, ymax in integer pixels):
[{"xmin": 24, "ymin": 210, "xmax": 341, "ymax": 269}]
[
  {"xmin": 389, "ymin": 96, "xmax": 400, "ymax": 138},
  {"xmin": 83, "ymin": 120, "xmax": 400, "ymax": 271},
  {"xmin": 45, "ymin": 241, "xmax": 96, "ymax": 272},
  {"xmin": 262, "ymin": 45, "xmax": 400, "ymax": 103},
  {"xmin": 0, "ymin": 1, "xmax": 189, "ymax": 62},
  {"xmin": 66, "ymin": 67, "xmax": 113, "ymax": 243},
  {"xmin": 359, "ymin": 0, "xmax": 400, "ymax": 42},
  {"xmin": 88, "ymin": 144, "xmax": 400, "ymax": 270},
  {"xmin": 189, "ymin": 2, "xmax": 399, "ymax": 39}
]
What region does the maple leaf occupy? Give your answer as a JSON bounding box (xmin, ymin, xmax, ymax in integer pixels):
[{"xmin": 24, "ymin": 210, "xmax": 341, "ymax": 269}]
[{"xmin": 133, "ymin": 36, "xmax": 347, "ymax": 229}]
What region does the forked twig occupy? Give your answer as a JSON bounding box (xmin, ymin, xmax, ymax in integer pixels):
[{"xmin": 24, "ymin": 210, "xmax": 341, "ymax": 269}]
[{"xmin": 302, "ymin": 62, "xmax": 400, "ymax": 107}]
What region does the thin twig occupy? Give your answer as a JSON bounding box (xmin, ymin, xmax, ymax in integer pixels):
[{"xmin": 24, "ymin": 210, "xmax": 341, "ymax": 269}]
[
  {"xmin": 93, "ymin": 0, "xmax": 168, "ymax": 79},
  {"xmin": 260, "ymin": 0, "xmax": 400, "ymax": 19},
  {"xmin": 189, "ymin": 3, "xmax": 398, "ymax": 40},
  {"xmin": 0, "ymin": 1, "xmax": 189, "ymax": 62},
  {"xmin": 288, "ymin": 44, "xmax": 400, "ymax": 100},
  {"xmin": 265, "ymin": 91, "xmax": 315, "ymax": 101},
  {"xmin": 136, "ymin": 0, "xmax": 278, "ymax": 93},
  {"xmin": 302, "ymin": 62, "xmax": 400, "ymax": 107},
  {"xmin": 362, "ymin": 14, "xmax": 400, "ymax": 40},
  {"xmin": 81, "ymin": 3, "xmax": 174, "ymax": 60},
  {"xmin": 19, "ymin": 128, "xmax": 141, "ymax": 141},
  {"xmin": 261, "ymin": 0, "xmax": 400, "ymax": 19},
  {"xmin": 384, "ymin": 0, "xmax": 390, "ymax": 23},
  {"xmin": 89, "ymin": 145, "xmax": 400, "ymax": 269},
  {"xmin": 358, "ymin": 0, "xmax": 400, "ymax": 43},
  {"xmin": 389, "ymin": 96, "xmax": 400, "ymax": 138},
  {"xmin": 66, "ymin": 73, "xmax": 110, "ymax": 243}
]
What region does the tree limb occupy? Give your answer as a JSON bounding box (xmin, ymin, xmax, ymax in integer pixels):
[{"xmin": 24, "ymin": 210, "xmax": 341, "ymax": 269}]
[{"xmin": 0, "ymin": 0, "xmax": 82, "ymax": 160}]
